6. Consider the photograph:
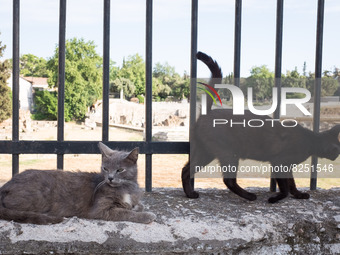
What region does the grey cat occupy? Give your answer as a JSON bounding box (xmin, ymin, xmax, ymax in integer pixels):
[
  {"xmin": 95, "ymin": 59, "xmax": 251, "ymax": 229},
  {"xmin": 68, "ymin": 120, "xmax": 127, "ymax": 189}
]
[{"xmin": 0, "ymin": 142, "xmax": 156, "ymax": 224}]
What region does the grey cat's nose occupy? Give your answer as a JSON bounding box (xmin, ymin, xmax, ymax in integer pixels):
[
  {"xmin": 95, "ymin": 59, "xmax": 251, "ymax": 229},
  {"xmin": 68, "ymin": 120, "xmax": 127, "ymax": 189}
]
[{"xmin": 108, "ymin": 177, "xmax": 113, "ymax": 182}]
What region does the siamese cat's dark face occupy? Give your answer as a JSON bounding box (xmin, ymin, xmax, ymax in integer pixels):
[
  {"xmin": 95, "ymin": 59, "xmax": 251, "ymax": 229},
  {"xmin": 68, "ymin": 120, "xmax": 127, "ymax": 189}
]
[{"xmin": 98, "ymin": 142, "xmax": 139, "ymax": 185}]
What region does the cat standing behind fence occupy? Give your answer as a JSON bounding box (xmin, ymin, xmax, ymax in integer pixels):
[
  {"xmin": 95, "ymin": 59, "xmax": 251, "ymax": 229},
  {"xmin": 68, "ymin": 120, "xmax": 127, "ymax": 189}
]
[{"xmin": 0, "ymin": 142, "xmax": 156, "ymax": 224}]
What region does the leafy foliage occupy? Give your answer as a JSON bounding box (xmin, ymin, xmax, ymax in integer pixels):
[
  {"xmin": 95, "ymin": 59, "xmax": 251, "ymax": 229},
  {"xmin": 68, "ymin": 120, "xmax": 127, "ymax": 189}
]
[
  {"xmin": 152, "ymin": 76, "xmax": 171, "ymax": 101},
  {"xmin": 117, "ymin": 54, "xmax": 145, "ymax": 95},
  {"xmin": 19, "ymin": 54, "xmax": 49, "ymax": 77},
  {"xmin": 152, "ymin": 62, "xmax": 189, "ymax": 100},
  {"xmin": 0, "ymin": 37, "xmax": 12, "ymax": 123},
  {"xmin": 110, "ymin": 77, "xmax": 135, "ymax": 99},
  {"xmin": 9, "ymin": 36, "xmax": 338, "ymax": 122},
  {"xmin": 113, "ymin": 57, "xmax": 189, "ymax": 101},
  {"xmin": 241, "ymin": 65, "xmax": 339, "ymax": 101},
  {"xmin": 244, "ymin": 65, "xmax": 274, "ymax": 101},
  {"xmin": 137, "ymin": 95, "xmax": 144, "ymax": 104},
  {"xmin": 32, "ymin": 91, "xmax": 58, "ymax": 120},
  {"xmin": 47, "ymin": 38, "xmax": 102, "ymax": 121},
  {"xmin": 171, "ymin": 76, "xmax": 190, "ymax": 100},
  {"xmin": 306, "ymin": 72, "xmax": 339, "ymax": 97}
]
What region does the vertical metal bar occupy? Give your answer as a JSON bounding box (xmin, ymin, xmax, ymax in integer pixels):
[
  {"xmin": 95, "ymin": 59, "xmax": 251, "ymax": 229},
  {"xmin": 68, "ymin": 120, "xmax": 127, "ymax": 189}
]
[
  {"xmin": 233, "ymin": 0, "xmax": 242, "ymax": 87},
  {"xmin": 102, "ymin": 0, "xmax": 110, "ymax": 142},
  {"xmin": 57, "ymin": 0, "xmax": 66, "ymax": 170},
  {"xmin": 145, "ymin": 0, "xmax": 153, "ymax": 192},
  {"xmin": 189, "ymin": 0, "xmax": 198, "ymax": 128},
  {"xmin": 12, "ymin": 0, "xmax": 20, "ymax": 176},
  {"xmin": 274, "ymin": 0, "xmax": 283, "ymax": 117},
  {"xmin": 189, "ymin": 0, "xmax": 198, "ymax": 189},
  {"xmin": 311, "ymin": 0, "xmax": 325, "ymax": 190},
  {"xmin": 271, "ymin": 0, "xmax": 284, "ymax": 192}
]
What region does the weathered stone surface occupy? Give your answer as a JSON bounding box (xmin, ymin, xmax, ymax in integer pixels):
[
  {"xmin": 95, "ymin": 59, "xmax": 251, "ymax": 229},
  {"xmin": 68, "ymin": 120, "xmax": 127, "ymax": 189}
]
[{"xmin": 0, "ymin": 188, "xmax": 339, "ymax": 254}]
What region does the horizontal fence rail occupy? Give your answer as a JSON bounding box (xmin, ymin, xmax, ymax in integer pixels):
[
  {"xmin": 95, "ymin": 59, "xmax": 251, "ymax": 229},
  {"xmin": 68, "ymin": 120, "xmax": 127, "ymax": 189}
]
[
  {"xmin": 0, "ymin": 141, "xmax": 189, "ymax": 155},
  {"xmin": 2, "ymin": 0, "xmax": 328, "ymax": 191}
]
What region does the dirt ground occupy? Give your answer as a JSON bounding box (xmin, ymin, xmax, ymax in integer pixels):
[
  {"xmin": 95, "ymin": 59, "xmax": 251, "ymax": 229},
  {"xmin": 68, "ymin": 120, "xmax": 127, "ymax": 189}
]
[{"xmin": 0, "ymin": 122, "xmax": 339, "ymax": 190}]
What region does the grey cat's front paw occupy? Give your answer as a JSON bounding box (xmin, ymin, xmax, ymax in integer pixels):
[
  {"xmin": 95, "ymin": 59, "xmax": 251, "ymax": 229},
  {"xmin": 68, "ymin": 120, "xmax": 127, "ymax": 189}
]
[
  {"xmin": 137, "ymin": 212, "xmax": 156, "ymax": 224},
  {"xmin": 132, "ymin": 203, "xmax": 144, "ymax": 212}
]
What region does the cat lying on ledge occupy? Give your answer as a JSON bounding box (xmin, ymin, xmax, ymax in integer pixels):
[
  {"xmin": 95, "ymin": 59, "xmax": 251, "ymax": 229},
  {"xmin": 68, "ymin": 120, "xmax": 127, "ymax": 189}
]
[
  {"xmin": 0, "ymin": 143, "xmax": 156, "ymax": 224},
  {"xmin": 182, "ymin": 51, "xmax": 340, "ymax": 203}
]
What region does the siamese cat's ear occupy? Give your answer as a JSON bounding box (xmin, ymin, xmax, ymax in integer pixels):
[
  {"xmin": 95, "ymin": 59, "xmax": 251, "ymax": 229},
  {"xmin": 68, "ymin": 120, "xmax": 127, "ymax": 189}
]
[
  {"xmin": 98, "ymin": 142, "xmax": 115, "ymax": 158},
  {"xmin": 124, "ymin": 147, "xmax": 139, "ymax": 164}
]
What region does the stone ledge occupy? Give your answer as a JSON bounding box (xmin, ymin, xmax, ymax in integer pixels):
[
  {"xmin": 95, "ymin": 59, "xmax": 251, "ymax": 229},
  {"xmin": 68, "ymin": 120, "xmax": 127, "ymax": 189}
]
[{"xmin": 0, "ymin": 188, "xmax": 339, "ymax": 254}]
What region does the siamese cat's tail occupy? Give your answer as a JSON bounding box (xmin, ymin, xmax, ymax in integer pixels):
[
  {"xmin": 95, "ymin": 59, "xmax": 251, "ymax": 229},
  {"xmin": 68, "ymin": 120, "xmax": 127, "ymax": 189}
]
[
  {"xmin": 0, "ymin": 199, "xmax": 63, "ymax": 225},
  {"xmin": 196, "ymin": 51, "xmax": 223, "ymax": 112},
  {"xmin": 197, "ymin": 51, "xmax": 222, "ymax": 79}
]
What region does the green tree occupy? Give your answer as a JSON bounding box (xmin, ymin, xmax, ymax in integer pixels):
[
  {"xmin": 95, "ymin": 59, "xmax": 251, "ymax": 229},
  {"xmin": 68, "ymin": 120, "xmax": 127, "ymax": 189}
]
[
  {"xmin": 152, "ymin": 77, "xmax": 171, "ymax": 100},
  {"xmin": 224, "ymin": 73, "xmax": 234, "ymax": 85},
  {"xmin": 109, "ymin": 60, "xmax": 119, "ymax": 82},
  {"xmin": 0, "ymin": 37, "xmax": 12, "ymax": 123},
  {"xmin": 281, "ymin": 68, "xmax": 305, "ymax": 88},
  {"xmin": 47, "ymin": 38, "xmax": 103, "ymax": 121},
  {"xmin": 320, "ymin": 76, "xmax": 338, "ymax": 97},
  {"xmin": 245, "ymin": 65, "xmax": 274, "ymax": 101},
  {"xmin": 32, "ymin": 91, "xmax": 58, "ymax": 120},
  {"xmin": 19, "ymin": 54, "xmax": 49, "ymax": 77},
  {"xmin": 171, "ymin": 72, "xmax": 190, "ymax": 100},
  {"xmin": 281, "ymin": 68, "xmax": 307, "ymax": 98},
  {"xmin": 302, "ymin": 61, "xmax": 307, "ymax": 77},
  {"xmin": 110, "ymin": 77, "xmax": 135, "ymax": 99},
  {"xmin": 118, "ymin": 54, "xmax": 145, "ymax": 95},
  {"xmin": 219, "ymin": 73, "xmax": 235, "ymax": 101},
  {"xmin": 153, "ymin": 62, "xmax": 175, "ymax": 79},
  {"xmin": 306, "ymin": 71, "xmax": 338, "ymax": 97},
  {"xmin": 333, "ymin": 67, "xmax": 340, "ymax": 96},
  {"xmin": 153, "ymin": 62, "xmax": 189, "ymax": 100}
]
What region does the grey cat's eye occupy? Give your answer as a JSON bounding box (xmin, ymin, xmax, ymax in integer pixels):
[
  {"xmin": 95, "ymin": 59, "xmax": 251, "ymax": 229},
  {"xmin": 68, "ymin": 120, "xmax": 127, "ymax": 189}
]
[
  {"xmin": 102, "ymin": 167, "xmax": 108, "ymax": 172},
  {"xmin": 117, "ymin": 168, "xmax": 125, "ymax": 173}
]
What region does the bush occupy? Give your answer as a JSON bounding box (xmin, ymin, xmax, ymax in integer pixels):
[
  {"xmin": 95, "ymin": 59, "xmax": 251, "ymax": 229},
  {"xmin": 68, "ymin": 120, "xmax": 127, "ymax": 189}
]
[
  {"xmin": 32, "ymin": 90, "xmax": 58, "ymax": 120},
  {"xmin": 0, "ymin": 40, "xmax": 12, "ymax": 123},
  {"xmin": 137, "ymin": 95, "xmax": 144, "ymax": 104}
]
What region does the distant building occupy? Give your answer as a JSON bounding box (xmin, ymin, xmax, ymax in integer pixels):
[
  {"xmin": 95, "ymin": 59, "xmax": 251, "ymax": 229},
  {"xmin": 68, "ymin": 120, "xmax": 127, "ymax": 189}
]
[
  {"xmin": 23, "ymin": 76, "xmax": 50, "ymax": 91},
  {"xmin": 6, "ymin": 73, "xmax": 33, "ymax": 112}
]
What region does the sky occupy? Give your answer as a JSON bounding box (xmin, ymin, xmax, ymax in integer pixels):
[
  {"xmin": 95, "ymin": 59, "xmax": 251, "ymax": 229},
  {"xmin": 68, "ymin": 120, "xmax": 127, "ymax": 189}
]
[{"xmin": 0, "ymin": 0, "xmax": 339, "ymax": 78}]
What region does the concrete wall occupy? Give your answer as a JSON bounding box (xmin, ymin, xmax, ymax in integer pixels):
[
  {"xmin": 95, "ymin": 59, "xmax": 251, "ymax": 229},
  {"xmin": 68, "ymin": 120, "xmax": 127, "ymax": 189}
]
[
  {"xmin": 7, "ymin": 73, "xmax": 33, "ymax": 111},
  {"xmin": 1, "ymin": 188, "xmax": 339, "ymax": 254}
]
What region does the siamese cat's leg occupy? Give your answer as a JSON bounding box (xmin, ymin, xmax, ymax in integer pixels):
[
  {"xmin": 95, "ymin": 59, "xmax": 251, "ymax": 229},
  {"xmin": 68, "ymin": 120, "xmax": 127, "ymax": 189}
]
[
  {"xmin": 287, "ymin": 172, "xmax": 310, "ymax": 199},
  {"xmin": 268, "ymin": 178, "xmax": 289, "ymax": 203},
  {"xmin": 182, "ymin": 145, "xmax": 214, "ymax": 199},
  {"xmin": 220, "ymin": 155, "xmax": 257, "ymax": 201},
  {"xmin": 268, "ymin": 166, "xmax": 309, "ymax": 203},
  {"xmin": 268, "ymin": 178, "xmax": 288, "ymax": 203},
  {"xmin": 268, "ymin": 165, "xmax": 290, "ymax": 203},
  {"xmin": 181, "ymin": 161, "xmax": 199, "ymax": 198}
]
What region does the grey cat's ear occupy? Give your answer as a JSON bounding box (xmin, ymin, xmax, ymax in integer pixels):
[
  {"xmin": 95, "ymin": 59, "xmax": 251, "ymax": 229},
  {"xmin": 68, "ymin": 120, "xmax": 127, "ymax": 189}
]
[
  {"xmin": 124, "ymin": 147, "xmax": 139, "ymax": 164},
  {"xmin": 98, "ymin": 142, "xmax": 115, "ymax": 158}
]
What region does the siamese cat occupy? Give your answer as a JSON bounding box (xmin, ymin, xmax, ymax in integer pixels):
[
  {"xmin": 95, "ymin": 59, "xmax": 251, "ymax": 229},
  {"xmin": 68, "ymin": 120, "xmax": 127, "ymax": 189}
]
[{"xmin": 182, "ymin": 52, "xmax": 340, "ymax": 203}]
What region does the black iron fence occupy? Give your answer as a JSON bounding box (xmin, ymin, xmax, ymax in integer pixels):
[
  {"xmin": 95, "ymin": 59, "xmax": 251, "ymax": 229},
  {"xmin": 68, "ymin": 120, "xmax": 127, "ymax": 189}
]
[{"xmin": 1, "ymin": 0, "xmax": 327, "ymax": 191}]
